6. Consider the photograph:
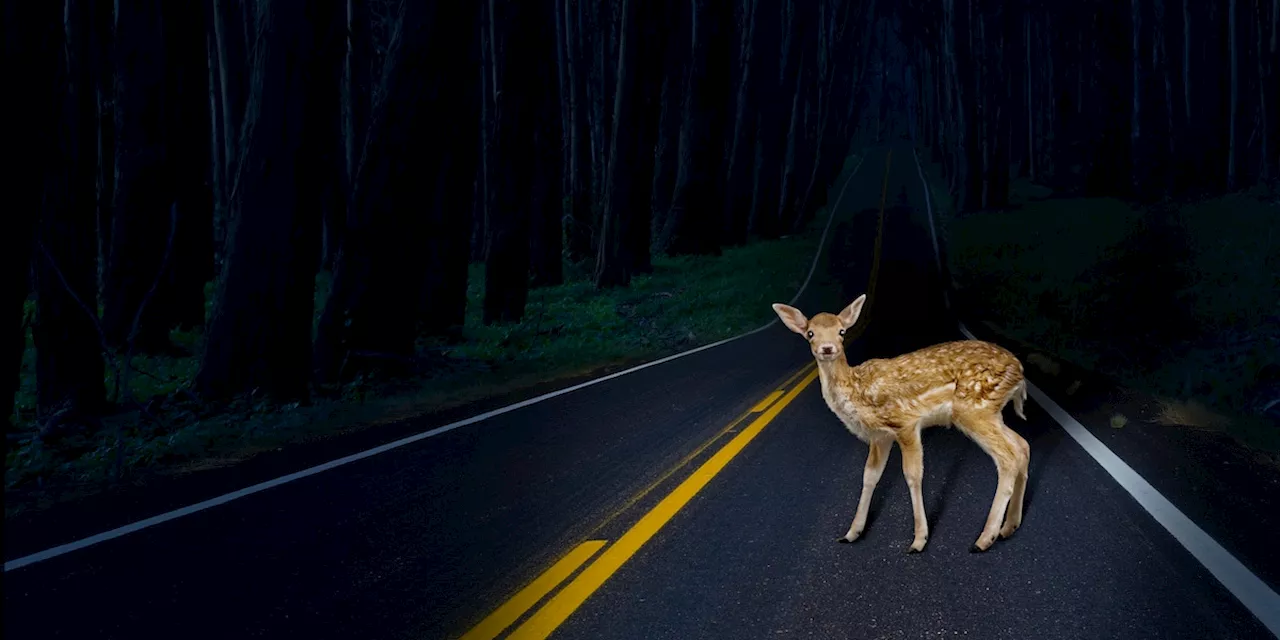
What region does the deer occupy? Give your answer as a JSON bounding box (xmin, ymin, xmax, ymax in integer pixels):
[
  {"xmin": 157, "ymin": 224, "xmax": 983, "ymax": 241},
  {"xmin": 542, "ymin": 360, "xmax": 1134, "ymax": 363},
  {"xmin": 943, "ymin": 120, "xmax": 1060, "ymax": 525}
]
[{"xmin": 771, "ymin": 294, "xmax": 1031, "ymax": 553}]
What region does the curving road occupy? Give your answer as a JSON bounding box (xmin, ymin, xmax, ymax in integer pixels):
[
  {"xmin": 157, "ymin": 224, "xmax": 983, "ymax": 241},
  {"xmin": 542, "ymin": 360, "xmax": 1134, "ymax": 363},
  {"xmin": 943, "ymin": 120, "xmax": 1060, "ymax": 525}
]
[{"xmin": 4, "ymin": 144, "xmax": 1278, "ymax": 640}]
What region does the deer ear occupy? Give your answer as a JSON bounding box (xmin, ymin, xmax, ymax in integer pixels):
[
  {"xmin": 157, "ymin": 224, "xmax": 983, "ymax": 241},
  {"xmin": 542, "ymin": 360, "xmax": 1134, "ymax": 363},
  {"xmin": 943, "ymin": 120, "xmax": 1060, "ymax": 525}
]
[
  {"xmin": 771, "ymin": 303, "xmax": 809, "ymax": 335},
  {"xmin": 838, "ymin": 294, "xmax": 866, "ymax": 329}
]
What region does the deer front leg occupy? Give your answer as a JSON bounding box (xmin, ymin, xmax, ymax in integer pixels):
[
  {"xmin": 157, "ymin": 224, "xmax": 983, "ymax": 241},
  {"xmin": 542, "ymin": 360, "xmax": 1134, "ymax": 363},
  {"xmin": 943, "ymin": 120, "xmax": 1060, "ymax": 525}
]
[
  {"xmin": 898, "ymin": 430, "xmax": 929, "ymax": 553},
  {"xmin": 840, "ymin": 438, "xmax": 892, "ymax": 543}
]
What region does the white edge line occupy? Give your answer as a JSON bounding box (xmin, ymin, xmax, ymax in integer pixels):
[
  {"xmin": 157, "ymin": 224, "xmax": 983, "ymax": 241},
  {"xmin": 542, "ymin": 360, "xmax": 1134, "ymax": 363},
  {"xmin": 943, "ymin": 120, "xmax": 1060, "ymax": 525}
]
[
  {"xmin": 3, "ymin": 155, "xmax": 869, "ymax": 573},
  {"xmin": 909, "ymin": 148, "xmax": 1280, "ymax": 638}
]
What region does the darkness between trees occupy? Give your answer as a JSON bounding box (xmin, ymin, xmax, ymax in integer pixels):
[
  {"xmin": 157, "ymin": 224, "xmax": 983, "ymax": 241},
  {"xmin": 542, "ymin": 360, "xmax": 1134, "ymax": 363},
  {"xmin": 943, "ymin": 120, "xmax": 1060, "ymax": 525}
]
[
  {"xmin": 7, "ymin": 0, "xmax": 1276, "ymax": 428},
  {"xmin": 898, "ymin": 0, "xmax": 1278, "ymax": 207}
]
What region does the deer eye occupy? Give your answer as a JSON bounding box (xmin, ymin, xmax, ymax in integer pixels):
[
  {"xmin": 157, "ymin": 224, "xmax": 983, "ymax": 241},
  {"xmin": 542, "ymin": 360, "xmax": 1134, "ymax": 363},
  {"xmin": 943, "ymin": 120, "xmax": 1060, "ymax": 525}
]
[
  {"xmin": 805, "ymin": 330, "xmax": 814, "ymax": 339},
  {"xmin": 839, "ymin": 329, "xmax": 846, "ymax": 336}
]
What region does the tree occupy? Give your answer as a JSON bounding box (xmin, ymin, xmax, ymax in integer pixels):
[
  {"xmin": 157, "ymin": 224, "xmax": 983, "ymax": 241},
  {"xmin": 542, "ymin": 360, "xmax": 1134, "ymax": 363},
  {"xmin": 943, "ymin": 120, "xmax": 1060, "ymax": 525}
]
[
  {"xmin": 648, "ymin": 4, "xmax": 691, "ymax": 252},
  {"xmin": 3, "ymin": 1, "xmax": 56, "ymax": 423},
  {"xmin": 160, "ymin": 0, "xmax": 215, "ymax": 331},
  {"xmin": 30, "ymin": 0, "xmax": 107, "ymax": 419},
  {"xmin": 560, "ymin": 0, "xmax": 595, "ymax": 264},
  {"xmin": 595, "ymin": 0, "xmax": 671, "ymax": 287},
  {"xmin": 196, "ymin": 0, "xmax": 342, "ymax": 400},
  {"xmin": 315, "ymin": 0, "xmax": 481, "ymax": 380},
  {"xmin": 661, "ymin": 0, "xmax": 735, "ymax": 256},
  {"xmin": 748, "ymin": 0, "xmax": 808, "ymax": 240},
  {"xmin": 722, "ymin": 0, "xmax": 761, "ymax": 247},
  {"xmin": 1227, "ymin": 0, "xmax": 1238, "ymax": 190},
  {"xmin": 530, "ymin": 3, "xmax": 566, "ymax": 289},
  {"xmin": 103, "ymin": 0, "xmax": 175, "ymax": 352},
  {"xmin": 211, "ymin": 0, "xmax": 247, "ymax": 259},
  {"xmin": 483, "ymin": 0, "xmax": 557, "ymax": 324}
]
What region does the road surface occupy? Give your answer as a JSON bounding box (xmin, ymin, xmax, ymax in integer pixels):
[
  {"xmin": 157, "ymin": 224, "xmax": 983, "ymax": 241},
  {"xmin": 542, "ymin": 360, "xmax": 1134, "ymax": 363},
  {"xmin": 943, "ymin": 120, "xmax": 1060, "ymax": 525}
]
[{"xmin": 5, "ymin": 144, "xmax": 1277, "ymax": 640}]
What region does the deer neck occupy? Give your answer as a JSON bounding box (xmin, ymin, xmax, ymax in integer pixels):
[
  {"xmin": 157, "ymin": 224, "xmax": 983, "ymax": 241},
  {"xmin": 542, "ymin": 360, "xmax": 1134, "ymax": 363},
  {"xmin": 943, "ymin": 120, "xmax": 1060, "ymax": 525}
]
[{"xmin": 815, "ymin": 354, "xmax": 854, "ymax": 394}]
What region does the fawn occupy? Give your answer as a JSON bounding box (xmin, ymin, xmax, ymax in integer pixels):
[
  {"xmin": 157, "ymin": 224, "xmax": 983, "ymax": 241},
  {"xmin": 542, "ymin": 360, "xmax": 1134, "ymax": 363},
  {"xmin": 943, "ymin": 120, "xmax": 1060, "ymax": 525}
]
[{"xmin": 772, "ymin": 294, "xmax": 1031, "ymax": 553}]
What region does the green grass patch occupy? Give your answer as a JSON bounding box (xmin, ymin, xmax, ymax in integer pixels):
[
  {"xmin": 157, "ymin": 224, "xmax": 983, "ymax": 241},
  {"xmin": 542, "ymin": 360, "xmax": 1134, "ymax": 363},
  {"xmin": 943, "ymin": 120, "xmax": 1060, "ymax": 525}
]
[
  {"xmin": 919, "ymin": 152, "xmax": 1280, "ymax": 451},
  {"xmin": 6, "ymin": 209, "xmax": 842, "ymax": 512}
]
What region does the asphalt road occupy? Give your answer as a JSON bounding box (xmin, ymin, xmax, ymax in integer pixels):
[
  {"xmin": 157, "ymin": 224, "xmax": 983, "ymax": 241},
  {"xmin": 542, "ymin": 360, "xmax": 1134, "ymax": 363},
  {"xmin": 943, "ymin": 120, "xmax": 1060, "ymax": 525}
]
[{"xmin": 5, "ymin": 144, "xmax": 1277, "ymax": 640}]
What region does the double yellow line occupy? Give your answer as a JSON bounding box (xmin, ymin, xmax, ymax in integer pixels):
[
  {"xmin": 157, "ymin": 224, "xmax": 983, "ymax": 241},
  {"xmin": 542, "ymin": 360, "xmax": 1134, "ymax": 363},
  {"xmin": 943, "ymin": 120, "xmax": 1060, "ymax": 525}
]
[
  {"xmin": 458, "ymin": 364, "xmax": 819, "ymax": 640},
  {"xmin": 459, "ymin": 147, "xmax": 897, "ymax": 640}
]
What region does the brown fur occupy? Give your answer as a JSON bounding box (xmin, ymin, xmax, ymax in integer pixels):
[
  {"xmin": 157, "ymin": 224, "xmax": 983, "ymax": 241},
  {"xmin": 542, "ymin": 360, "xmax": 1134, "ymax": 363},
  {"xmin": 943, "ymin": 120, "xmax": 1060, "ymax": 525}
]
[{"xmin": 772, "ymin": 295, "xmax": 1031, "ymax": 553}]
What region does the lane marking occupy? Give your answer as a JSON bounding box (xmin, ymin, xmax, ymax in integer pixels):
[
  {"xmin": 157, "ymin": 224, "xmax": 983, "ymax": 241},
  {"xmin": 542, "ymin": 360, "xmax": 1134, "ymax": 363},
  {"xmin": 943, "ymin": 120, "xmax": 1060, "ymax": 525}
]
[
  {"xmin": 961, "ymin": 323, "xmax": 1280, "ymax": 639},
  {"xmin": 775, "ymin": 361, "xmax": 815, "ymax": 391},
  {"xmin": 459, "ymin": 540, "xmax": 607, "ymax": 640},
  {"xmin": 750, "ymin": 391, "xmax": 784, "ymax": 413},
  {"xmin": 464, "ymin": 150, "xmax": 889, "ymax": 638},
  {"xmin": 909, "ymin": 147, "xmax": 1280, "ymax": 638},
  {"xmin": 585, "ymin": 363, "xmax": 812, "ymax": 538},
  {"xmin": 4, "ymin": 157, "xmax": 866, "ymax": 572},
  {"xmin": 503, "ymin": 368, "xmax": 819, "ymax": 640}
]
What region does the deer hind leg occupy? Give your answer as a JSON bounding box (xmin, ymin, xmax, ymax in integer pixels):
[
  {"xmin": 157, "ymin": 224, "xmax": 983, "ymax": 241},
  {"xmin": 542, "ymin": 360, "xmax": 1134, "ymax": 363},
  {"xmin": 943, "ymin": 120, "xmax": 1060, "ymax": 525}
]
[
  {"xmin": 955, "ymin": 409, "xmax": 1022, "ymax": 552},
  {"xmin": 841, "ymin": 438, "xmax": 892, "ymax": 543},
  {"xmin": 897, "ymin": 429, "xmax": 929, "ymax": 553},
  {"xmin": 1000, "ymin": 431, "xmax": 1031, "ymax": 538}
]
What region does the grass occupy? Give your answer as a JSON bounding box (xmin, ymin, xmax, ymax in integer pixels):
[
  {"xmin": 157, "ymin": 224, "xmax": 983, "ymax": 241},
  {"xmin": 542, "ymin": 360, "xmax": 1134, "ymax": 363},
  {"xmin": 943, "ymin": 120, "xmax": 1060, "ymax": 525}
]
[
  {"xmin": 919, "ymin": 154, "xmax": 1280, "ymax": 452},
  {"xmin": 5, "ymin": 210, "xmax": 840, "ymax": 514}
]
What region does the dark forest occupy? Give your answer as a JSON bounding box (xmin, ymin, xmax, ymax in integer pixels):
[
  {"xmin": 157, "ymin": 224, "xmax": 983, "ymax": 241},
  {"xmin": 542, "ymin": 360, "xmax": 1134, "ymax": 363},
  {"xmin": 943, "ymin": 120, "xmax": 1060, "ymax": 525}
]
[{"xmin": 3, "ymin": 1, "xmax": 1279, "ymax": 636}]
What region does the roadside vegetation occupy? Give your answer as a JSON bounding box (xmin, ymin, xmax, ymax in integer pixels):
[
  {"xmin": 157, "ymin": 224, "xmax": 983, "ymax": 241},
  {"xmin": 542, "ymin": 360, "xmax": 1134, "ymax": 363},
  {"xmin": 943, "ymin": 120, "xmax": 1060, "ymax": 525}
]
[
  {"xmin": 920, "ymin": 156, "xmax": 1280, "ymax": 452},
  {"xmin": 6, "ymin": 211, "xmax": 838, "ymax": 514}
]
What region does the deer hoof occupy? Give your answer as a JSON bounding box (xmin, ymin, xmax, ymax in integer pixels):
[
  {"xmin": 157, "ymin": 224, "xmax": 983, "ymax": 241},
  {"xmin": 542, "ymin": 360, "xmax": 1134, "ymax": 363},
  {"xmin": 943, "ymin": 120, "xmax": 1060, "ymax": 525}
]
[{"xmin": 970, "ymin": 543, "xmax": 989, "ymax": 553}]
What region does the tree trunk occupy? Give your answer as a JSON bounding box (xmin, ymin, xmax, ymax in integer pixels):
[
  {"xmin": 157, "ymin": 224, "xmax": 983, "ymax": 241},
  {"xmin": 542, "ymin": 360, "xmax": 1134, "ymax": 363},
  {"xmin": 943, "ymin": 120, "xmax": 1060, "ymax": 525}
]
[
  {"xmin": 1182, "ymin": 0, "xmax": 1192, "ymax": 122},
  {"xmin": 1250, "ymin": 0, "xmax": 1265, "ymax": 180},
  {"xmin": 474, "ymin": 0, "xmax": 492, "ymax": 266},
  {"xmin": 103, "ymin": 0, "xmax": 175, "ymax": 352},
  {"xmin": 1025, "ymin": 7, "xmax": 1035, "ymax": 181},
  {"xmin": 750, "ymin": 0, "xmax": 805, "ymax": 240},
  {"xmin": 212, "ymin": 0, "xmax": 247, "ymax": 197},
  {"xmin": 3, "ymin": 1, "xmax": 53, "ymax": 423},
  {"xmin": 1228, "ymin": 0, "xmax": 1237, "ymax": 190},
  {"xmin": 160, "ymin": 1, "xmax": 215, "ymax": 331},
  {"xmin": 335, "ymin": 0, "xmax": 373, "ymax": 270},
  {"xmin": 529, "ymin": 15, "xmax": 565, "ymax": 291},
  {"xmin": 418, "ymin": 13, "xmax": 483, "ymax": 337},
  {"xmin": 662, "ymin": 0, "xmax": 735, "ymax": 256},
  {"xmin": 596, "ymin": 0, "xmax": 670, "ymax": 287},
  {"xmin": 31, "ymin": 0, "xmax": 107, "ymax": 418},
  {"xmin": 586, "ymin": 0, "xmax": 608, "ymax": 235},
  {"xmin": 562, "ymin": 0, "xmax": 594, "ymax": 264},
  {"xmin": 92, "ymin": 0, "xmax": 115, "ymax": 292},
  {"xmin": 649, "ymin": 8, "xmax": 690, "ymax": 248},
  {"xmin": 723, "ymin": 0, "xmax": 759, "ymax": 247},
  {"xmin": 484, "ymin": 0, "xmax": 548, "ymax": 323},
  {"xmin": 196, "ymin": 0, "xmax": 337, "ymax": 401},
  {"xmin": 777, "ymin": 49, "xmax": 808, "ymax": 227},
  {"xmin": 317, "ymin": 0, "xmax": 475, "ymax": 378},
  {"xmin": 207, "ymin": 28, "xmax": 227, "ymax": 271},
  {"xmin": 1131, "ymin": 0, "xmax": 1144, "ymax": 196}
]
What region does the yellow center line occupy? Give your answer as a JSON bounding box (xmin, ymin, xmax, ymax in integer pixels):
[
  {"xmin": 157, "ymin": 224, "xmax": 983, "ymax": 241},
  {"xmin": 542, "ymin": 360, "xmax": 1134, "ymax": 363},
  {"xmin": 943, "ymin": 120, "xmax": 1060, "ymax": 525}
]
[
  {"xmin": 459, "ymin": 540, "xmax": 607, "ymax": 640},
  {"xmin": 749, "ymin": 390, "xmax": 783, "ymax": 413},
  {"xmin": 504, "ymin": 368, "xmax": 821, "ymax": 640},
  {"xmin": 583, "ymin": 362, "xmax": 814, "ymax": 537},
  {"xmin": 774, "ymin": 360, "xmax": 814, "ymax": 391}
]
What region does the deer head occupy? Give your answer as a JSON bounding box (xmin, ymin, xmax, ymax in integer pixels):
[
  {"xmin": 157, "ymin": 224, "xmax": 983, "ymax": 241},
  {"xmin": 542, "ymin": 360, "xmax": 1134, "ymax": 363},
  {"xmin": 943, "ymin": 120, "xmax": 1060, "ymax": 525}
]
[{"xmin": 771, "ymin": 294, "xmax": 867, "ymax": 363}]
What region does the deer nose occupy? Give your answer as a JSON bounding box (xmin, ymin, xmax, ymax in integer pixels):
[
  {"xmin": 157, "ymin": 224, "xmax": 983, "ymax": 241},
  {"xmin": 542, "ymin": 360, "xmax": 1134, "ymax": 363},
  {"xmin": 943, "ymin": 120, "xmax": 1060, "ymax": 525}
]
[{"xmin": 819, "ymin": 344, "xmax": 836, "ymax": 355}]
